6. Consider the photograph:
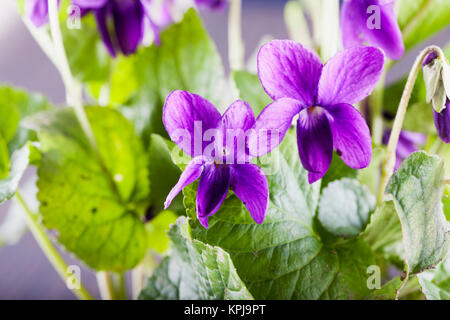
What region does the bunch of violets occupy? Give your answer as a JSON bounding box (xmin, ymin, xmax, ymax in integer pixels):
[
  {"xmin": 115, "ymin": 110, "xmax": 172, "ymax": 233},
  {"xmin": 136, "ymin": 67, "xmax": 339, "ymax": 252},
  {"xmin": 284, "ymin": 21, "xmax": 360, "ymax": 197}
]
[
  {"xmin": 25, "ymin": 0, "xmax": 449, "ymax": 228},
  {"xmin": 25, "ymin": 0, "xmax": 227, "ymax": 56}
]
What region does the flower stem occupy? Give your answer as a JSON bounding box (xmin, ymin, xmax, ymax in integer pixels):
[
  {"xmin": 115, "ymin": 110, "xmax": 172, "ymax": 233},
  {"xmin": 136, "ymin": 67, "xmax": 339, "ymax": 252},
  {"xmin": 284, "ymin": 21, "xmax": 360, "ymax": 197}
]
[
  {"xmin": 96, "ymin": 271, "xmax": 115, "ymax": 300},
  {"xmin": 15, "ymin": 192, "xmax": 93, "ymax": 300},
  {"xmin": 377, "ymin": 45, "xmax": 444, "ymax": 204},
  {"xmin": 319, "ymin": 0, "xmax": 340, "ymax": 61},
  {"xmin": 228, "ymin": 0, "xmax": 244, "ymax": 71},
  {"xmin": 47, "ymin": 0, "xmax": 98, "ymax": 152}
]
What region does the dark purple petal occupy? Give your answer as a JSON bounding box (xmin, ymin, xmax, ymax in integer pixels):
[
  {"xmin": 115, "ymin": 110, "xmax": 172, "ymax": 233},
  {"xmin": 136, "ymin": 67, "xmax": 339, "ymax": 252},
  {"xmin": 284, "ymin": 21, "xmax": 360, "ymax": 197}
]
[
  {"xmin": 94, "ymin": 6, "xmax": 116, "ymax": 57},
  {"xmin": 217, "ymin": 100, "xmax": 256, "ymax": 163},
  {"xmin": 257, "ymin": 40, "xmax": 323, "ymax": 106},
  {"xmin": 163, "ymin": 90, "xmax": 221, "ymax": 157},
  {"xmin": 164, "ymin": 157, "xmax": 204, "ymax": 210},
  {"xmin": 197, "ymin": 164, "xmax": 231, "ymax": 228},
  {"xmin": 297, "ymin": 108, "xmax": 333, "ymax": 184},
  {"xmin": 25, "ymin": 0, "xmax": 50, "ymax": 27},
  {"xmin": 72, "ymin": 0, "xmax": 108, "ymax": 9},
  {"xmin": 325, "ymin": 103, "xmax": 372, "ymax": 169},
  {"xmin": 230, "ymin": 164, "xmax": 268, "ymax": 224},
  {"xmin": 433, "ymin": 101, "xmax": 450, "ymax": 143},
  {"xmin": 423, "ymin": 51, "xmax": 438, "ymax": 67},
  {"xmin": 341, "ymin": 0, "xmax": 404, "ymax": 60},
  {"xmin": 248, "ymin": 98, "xmax": 304, "ymax": 157},
  {"xmin": 318, "ymin": 46, "xmax": 384, "ymax": 106},
  {"xmin": 112, "ymin": 0, "xmax": 145, "ymax": 55}
]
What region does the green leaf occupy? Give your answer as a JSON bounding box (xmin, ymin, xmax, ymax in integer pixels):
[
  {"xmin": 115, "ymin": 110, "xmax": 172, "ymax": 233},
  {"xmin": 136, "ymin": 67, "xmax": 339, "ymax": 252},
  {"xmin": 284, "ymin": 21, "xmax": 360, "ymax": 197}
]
[
  {"xmin": 318, "ymin": 179, "xmax": 375, "ymax": 238},
  {"xmin": 0, "ymin": 143, "xmax": 30, "ymax": 203},
  {"xmin": 62, "ymin": 15, "xmax": 111, "ymax": 83},
  {"xmin": 398, "ymin": 0, "xmax": 450, "ymax": 51},
  {"xmin": 146, "ymin": 210, "xmax": 178, "ymax": 254},
  {"xmin": 25, "ymin": 107, "xmax": 150, "ymax": 271},
  {"xmin": 139, "ymin": 217, "xmax": 253, "ymax": 300},
  {"xmin": 119, "ymin": 8, "xmax": 228, "ymax": 144},
  {"xmin": 385, "ymin": 151, "xmax": 449, "ymax": 275},
  {"xmin": 321, "ymin": 152, "xmax": 357, "ymax": 189},
  {"xmin": 366, "ymin": 276, "xmax": 403, "ymax": 300},
  {"xmin": 0, "ymin": 85, "xmax": 51, "ymax": 152},
  {"xmin": 147, "ymin": 134, "xmax": 183, "ymax": 215},
  {"xmin": 182, "ymin": 130, "xmax": 375, "ymax": 299},
  {"xmin": 0, "ymin": 136, "xmax": 9, "ymax": 180},
  {"xmin": 232, "ymin": 71, "xmax": 272, "ymax": 116},
  {"xmin": 418, "ymin": 255, "xmax": 450, "ymax": 300}
]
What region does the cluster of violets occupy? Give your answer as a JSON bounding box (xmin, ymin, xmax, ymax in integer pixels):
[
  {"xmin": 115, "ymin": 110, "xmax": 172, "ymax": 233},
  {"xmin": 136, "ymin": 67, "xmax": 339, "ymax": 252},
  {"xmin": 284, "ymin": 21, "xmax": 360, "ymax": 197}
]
[
  {"xmin": 25, "ymin": 0, "xmax": 227, "ymax": 56},
  {"xmin": 25, "ymin": 0, "xmax": 449, "ymax": 228}
]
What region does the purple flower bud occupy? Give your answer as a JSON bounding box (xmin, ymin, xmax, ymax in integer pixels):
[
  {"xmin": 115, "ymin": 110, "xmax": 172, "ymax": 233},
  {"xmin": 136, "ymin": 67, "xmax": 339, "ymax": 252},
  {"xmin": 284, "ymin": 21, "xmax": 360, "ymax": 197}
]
[
  {"xmin": 195, "ymin": 0, "xmax": 228, "ymax": 10},
  {"xmin": 25, "ymin": 0, "xmax": 60, "ymax": 28},
  {"xmin": 433, "ymin": 99, "xmax": 450, "ymax": 143}
]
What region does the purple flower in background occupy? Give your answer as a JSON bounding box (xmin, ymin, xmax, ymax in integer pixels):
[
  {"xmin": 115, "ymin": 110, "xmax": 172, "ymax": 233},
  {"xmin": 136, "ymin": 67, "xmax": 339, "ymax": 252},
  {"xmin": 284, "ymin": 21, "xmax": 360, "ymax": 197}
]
[
  {"xmin": 72, "ymin": 0, "xmax": 177, "ymax": 56},
  {"xmin": 195, "ymin": 0, "xmax": 228, "ymax": 10},
  {"xmin": 252, "ymin": 40, "xmax": 384, "ymax": 184},
  {"xmin": 25, "ymin": 0, "xmax": 60, "ymax": 27},
  {"xmin": 163, "ymin": 90, "xmax": 268, "ymax": 228},
  {"xmin": 341, "ymin": 0, "xmax": 404, "ymax": 60},
  {"xmin": 383, "ymin": 130, "xmax": 426, "ymax": 170}
]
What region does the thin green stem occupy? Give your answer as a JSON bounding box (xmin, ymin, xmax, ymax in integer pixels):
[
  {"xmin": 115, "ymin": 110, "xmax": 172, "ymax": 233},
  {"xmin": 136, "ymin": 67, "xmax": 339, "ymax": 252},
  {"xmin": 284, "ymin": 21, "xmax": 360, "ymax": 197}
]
[
  {"xmin": 228, "ymin": 0, "xmax": 244, "ymax": 71},
  {"xmin": 96, "ymin": 271, "xmax": 115, "ymax": 300},
  {"xmin": 377, "ymin": 45, "xmax": 445, "ymax": 204},
  {"xmin": 15, "ymin": 192, "xmax": 93, "ymax": 300},
  {"xmin": 47, "ymin": 0, "xmax": 98, "ymax": 152}
]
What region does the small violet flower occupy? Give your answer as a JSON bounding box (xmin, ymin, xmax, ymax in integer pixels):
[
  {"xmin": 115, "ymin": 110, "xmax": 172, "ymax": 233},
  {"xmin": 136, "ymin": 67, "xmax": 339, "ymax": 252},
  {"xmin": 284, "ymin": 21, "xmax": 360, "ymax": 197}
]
[
  {"xmin": 341, "ymin": 0, "xmax": 404, "ymax": 60},
  {"xmin": 25, "ymin": 0, "xmax": 60, "ymax": 28},
  {"xmin": 383, "ymin": 130, "xmax": 426, "ymax": 170},
  {"xmin": 252, "ymin": 40, "xmax": 384, "ymax": 184},
  {"xmin": 195, "ymin": 0, "xmax": 228, "ymax": 10},
  {"xmin": 422, "ymin": 51, "xmax": 450, "ymax": 143},
  {"xmin": 163, "ymin": 91, "xmax": 269, "ymax": 228}
]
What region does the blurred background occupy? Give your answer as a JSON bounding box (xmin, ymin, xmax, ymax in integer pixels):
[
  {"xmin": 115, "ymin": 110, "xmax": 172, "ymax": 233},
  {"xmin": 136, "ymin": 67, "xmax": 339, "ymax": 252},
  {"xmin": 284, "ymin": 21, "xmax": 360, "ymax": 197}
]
[{"xmin": 0, "ymin": 0, "xmax": 448, "ymax": 299}]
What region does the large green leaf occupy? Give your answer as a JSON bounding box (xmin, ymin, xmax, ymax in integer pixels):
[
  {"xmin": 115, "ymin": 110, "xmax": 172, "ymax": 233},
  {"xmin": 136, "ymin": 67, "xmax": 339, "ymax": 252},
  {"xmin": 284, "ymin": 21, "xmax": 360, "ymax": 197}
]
[
  {"xmin": 418, "ymin": 255, "xmax": 450, "ymax": 300},
  {"xmin": 321, "ymin": 152, "xmax": 357, "ymax": 189},
  {"xmin": 24, "ymin": 107, "xmax": 150, "ymax": 271},
  {"xmin": 139, "ymin": 217, "xmax": 253, "ymax": 300},
  {"xmin": 232, "ymin": 71, "xmax": 272, "ymax": 116},
  {"xmin": 119, "ymin": 9, "xmax": 228, "ymax": 144},
  {"xmin": 318, "ymin": 179, "xmax": 375, "ymax": 238},
  {"xmin": 385, "ymin": 152, "xmax": 449, "ymax": 275},
  {"xmin": 147, "ymin": 134, "xmax": 183, "ymax": 216},
  {"xmin": 398, "ymin": 0, "xmax": 450, "ymax": 51},
  {"xmin": 182, "ymin": 130, "xmax": 376, "ymax": 299}
]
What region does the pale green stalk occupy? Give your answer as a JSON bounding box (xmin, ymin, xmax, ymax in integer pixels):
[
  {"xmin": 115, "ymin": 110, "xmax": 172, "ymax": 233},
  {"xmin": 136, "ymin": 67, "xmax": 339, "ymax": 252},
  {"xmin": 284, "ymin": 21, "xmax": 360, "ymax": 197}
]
[
  {"xmin": 228, "ymin": 0, "xmax": 244, "ymax": 71},
  {"xmin": 15, "ymin": 192, "xmax": 93, "ymax": 300}
]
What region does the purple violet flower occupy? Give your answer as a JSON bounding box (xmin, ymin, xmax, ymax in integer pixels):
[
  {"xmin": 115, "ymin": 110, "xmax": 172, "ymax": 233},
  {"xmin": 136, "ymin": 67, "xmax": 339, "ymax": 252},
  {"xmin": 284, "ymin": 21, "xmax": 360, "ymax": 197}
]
[
  {"xmin": 163, "ymin": 91, "xmax": 269, "ymax": 228},
  {"xmin": 251, "ymin": 40, "xmax": 384, "ymax": 184},
  {"xmin": 341, "ymin": 0, "xmax": 404, "ymax": 60},
  {"xmin": 195, "ymin": 0, "xmax": 228, "ymax": 10},
  {"xmin": 383, "ymin": 130, "xmax": 426, "ymax": 170},
  {"xmin": 25, "ymin": 0, "xmax": 60, "ymax": 28}
]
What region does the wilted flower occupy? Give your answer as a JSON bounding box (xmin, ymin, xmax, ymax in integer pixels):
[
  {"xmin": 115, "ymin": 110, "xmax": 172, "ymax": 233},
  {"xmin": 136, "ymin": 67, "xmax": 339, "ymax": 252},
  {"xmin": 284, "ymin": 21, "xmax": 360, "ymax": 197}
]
[
  {"xmin": 25, "ymin": 0, "xmax": 60, "ymax": 27},
  {"xmin": 252, "ymin": 40, "xmax": 384, "ymax": 184},
  {"xmin": 383, "ymin": 130, "xmax": 426, "ymax": 170},
  {"xmin": 163, "ymin": 90, "xmax": 269, "ymax": 228},
  {"xmin": 422, "ymin": 51, "xmax": 450, "ymax": 143},
  {"xmin": 341, "ymin": 0, "xmax": 404, "ymax": 60}
]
